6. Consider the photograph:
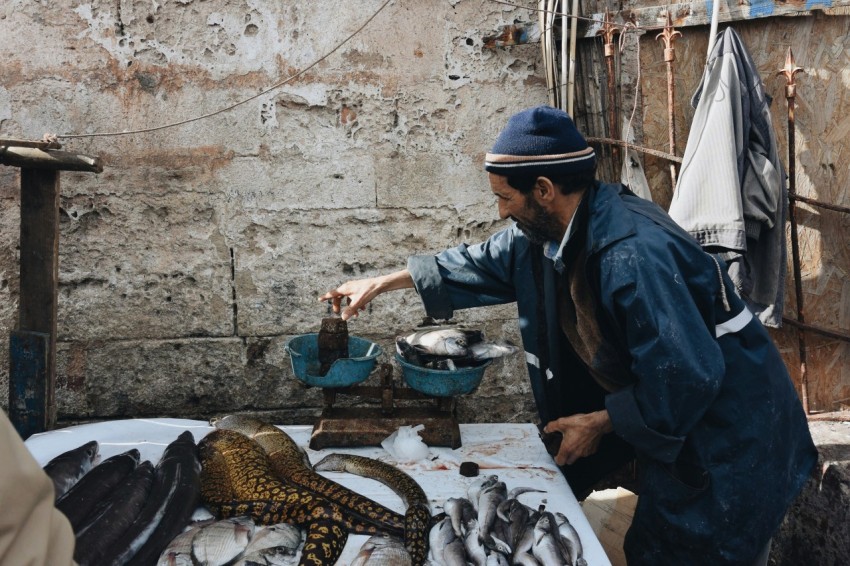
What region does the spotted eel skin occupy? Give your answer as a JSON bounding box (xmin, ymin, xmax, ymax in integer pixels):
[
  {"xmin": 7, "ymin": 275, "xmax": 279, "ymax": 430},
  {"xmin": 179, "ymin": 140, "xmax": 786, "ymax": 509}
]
[
  {"xmin": 211, "ymin": 415, "xmax": 405, "ymax": 536},
  {"xmin": 199, "ymin": 429, "xmax": 392, "ymax": 565},
  {"xmin": 314, "ymin": 453, "xmax": 431, "ymax": 566}
]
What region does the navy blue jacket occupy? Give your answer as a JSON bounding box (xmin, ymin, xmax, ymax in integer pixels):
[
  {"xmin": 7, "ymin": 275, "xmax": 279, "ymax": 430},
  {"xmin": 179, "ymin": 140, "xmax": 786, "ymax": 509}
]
[{"xmin": 408, "ymin": 181, "xmax": 816, "ymax": 564}]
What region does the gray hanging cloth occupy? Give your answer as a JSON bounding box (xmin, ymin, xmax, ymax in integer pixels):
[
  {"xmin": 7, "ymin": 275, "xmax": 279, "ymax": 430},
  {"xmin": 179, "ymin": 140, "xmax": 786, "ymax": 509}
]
[{"xmin": 668, "ymin": 27, "xmax": 787, "ymax": 328}]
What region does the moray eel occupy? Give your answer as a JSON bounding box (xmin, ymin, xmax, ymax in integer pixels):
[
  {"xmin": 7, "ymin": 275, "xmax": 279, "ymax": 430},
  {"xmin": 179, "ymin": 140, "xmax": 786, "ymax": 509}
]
[
  {"xmin": 313, "ymin": 453, "xmax": 431, "ymax": 566},
  {"xmin": 211, "ymin": 415, "xmax": 405, "ymax": 536},
  {"xmin": 199, "ymin": 429, "xmax": 396, "ymax": 566}
]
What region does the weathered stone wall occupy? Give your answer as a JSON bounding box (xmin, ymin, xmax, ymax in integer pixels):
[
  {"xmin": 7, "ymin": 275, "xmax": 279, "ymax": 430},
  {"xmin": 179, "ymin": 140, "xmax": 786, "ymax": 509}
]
[{"xmin": 0, "ymin": 0, "xmax": 543, "ymax": 425}]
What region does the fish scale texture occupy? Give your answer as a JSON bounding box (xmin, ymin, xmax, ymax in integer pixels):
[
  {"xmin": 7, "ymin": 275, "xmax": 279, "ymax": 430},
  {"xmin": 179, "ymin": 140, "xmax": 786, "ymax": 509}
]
[
  {"xmin": 199, "ymin": 429, "xmax": 388, "ymax": 566},
  {"xmin": 214, "ymin": 415, "xmax": 406, "ymax": 535}
]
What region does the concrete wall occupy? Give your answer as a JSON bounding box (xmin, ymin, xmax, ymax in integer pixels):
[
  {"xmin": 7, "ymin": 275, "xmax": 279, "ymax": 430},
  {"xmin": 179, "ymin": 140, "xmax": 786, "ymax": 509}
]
[{"xmin": 0, "ymin": 0, "xmax": 542, "ymax": 425}]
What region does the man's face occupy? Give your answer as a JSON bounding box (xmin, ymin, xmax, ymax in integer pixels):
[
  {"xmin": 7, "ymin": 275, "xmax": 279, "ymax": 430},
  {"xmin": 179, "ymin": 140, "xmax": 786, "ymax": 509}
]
[{"xmin": 489, "ymin": 173, "xmax": 562, "ymax": 245}]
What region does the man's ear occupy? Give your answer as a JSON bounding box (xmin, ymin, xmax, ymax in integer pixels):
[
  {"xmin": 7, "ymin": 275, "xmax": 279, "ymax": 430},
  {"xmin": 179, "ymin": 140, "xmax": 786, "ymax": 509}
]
[{"xmin": 533, "ymin": 176, "xmax": 557, "ymax": 203}]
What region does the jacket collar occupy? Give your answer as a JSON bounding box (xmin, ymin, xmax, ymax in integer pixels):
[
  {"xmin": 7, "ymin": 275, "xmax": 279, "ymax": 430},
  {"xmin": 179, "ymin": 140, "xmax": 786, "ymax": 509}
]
[{"xmin": 585, "ymin": 181, "xmax": 638, "ymax": 256}]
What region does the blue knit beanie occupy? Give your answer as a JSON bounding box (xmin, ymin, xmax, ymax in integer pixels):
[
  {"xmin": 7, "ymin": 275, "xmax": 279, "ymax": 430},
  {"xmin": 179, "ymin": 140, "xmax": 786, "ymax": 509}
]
[{"xmin": 484, "ymin": 105, "xmax": 596, "ymax": 177}]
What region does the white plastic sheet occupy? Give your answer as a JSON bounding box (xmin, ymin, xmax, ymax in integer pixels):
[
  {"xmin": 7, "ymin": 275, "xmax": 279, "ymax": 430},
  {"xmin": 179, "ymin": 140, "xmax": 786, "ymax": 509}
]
[{"xmin": 26, "ymin": 418, "xmax": 611, "ymax": 565}]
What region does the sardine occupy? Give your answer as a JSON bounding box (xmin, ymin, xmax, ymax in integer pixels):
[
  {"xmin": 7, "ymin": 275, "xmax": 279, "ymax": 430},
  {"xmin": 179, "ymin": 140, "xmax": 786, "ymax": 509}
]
[
  {"xmin": 107, "ymin": 430, "xmax": 203, "ymax": 566},
  {"xmin": 73, "ymin": 459, "xmax": 155, "ymax": 566},
  {"xmin": 56, "ymin": 448, "xmax": 140, "ymax": 531},
  {"xmin": 351, "ymin": 533, "xmax": 412, "ymax": 566},
  {"xmin": 554, "ymin": 512, "xmax": 586, "ymax": 566},
  {"xmin": 192, "ymin": 516, "xmax": 255, "ymax": 566},
  {"xmin": 42, "ymin": 440, "xmax": 99, "ymax": 501}
]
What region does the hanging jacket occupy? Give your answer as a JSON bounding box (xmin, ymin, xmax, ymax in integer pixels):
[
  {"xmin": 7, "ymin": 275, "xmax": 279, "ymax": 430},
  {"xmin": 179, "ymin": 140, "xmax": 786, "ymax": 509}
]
[
  {"xmin": 669, "ymin": 27, "xmax": 787, "ymax": 328},
  {"xmin": 408, "ymin": 181, "xmax": 815, "ymax": 564}
]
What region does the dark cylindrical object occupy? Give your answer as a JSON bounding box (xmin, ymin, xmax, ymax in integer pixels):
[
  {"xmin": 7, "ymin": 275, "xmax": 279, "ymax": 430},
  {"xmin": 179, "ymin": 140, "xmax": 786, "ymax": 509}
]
[{"xmin": 318, "ymin": 317, "xmax": 349, "ymax": 376}]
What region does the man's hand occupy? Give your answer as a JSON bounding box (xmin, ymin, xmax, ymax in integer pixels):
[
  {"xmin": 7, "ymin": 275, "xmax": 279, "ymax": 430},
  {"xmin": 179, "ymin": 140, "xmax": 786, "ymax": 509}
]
[
  {"xmin": 318, "ymin": 269, "xmax": 414, "ymax": 321},
  {"xmin": 543, "ymin": 410, "xmax": 614, "ymax": 466}
]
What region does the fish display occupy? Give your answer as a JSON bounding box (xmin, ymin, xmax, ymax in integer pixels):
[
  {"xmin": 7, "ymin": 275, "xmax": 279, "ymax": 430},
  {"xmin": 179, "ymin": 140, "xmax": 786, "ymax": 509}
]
[
  {"xmin": 429, "ymin": 474, "xmax": 584, "ymax": 566},
  {"xmin": 396, "ymin": 327, "xmax": 518, "ymax": 370},
  {"xmin": 313, "ymin": 452, "xmax": 431, "ymax": 565},
  {"xmin": 107, "ymin": 430, "xmax": 203, "ymax": 566},
  {"xmin": 211, "ymin": 415, "xmax": 405, "ymax": 536},
  {"xmin": 198, "ymin": 428, "xmax": 400, "ymax": 566},
  {"xmin": 74, "ymin": 459, "xmax": 155, "ymax": 565},
  {"xmin": 42, "ymin": 439, "xmax": 99, "ymax": 501},
  {"xmin": 56, "ymin": 448, "xmax": 140, "ymax": 531}
]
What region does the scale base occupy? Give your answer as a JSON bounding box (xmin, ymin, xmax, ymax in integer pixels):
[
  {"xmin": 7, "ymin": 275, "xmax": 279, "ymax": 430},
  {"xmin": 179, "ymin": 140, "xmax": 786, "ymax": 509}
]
[{"xmin": 309, "ymin": 406, "xmax": 461, "ymax": 450}]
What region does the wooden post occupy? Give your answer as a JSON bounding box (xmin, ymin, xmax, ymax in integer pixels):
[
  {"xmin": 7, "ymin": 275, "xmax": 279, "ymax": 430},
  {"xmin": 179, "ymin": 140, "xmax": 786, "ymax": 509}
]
[
  {"xmin": 10, "ymin": 169, "xmax": 61, "ymax": 437},
  {"xmin": 2, "ymin": 140, "xmax": 101, "ymax": 438}
]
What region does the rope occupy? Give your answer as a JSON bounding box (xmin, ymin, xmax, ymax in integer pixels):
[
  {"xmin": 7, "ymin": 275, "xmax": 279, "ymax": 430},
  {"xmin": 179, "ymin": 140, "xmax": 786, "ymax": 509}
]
[{"xmin": 57, "ymin": 0, "xmax": 394, "ymax": 140}]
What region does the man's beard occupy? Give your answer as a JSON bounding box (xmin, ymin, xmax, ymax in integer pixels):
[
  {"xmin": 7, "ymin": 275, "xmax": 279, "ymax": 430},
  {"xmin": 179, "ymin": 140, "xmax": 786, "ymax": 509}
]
[{"xmin": 513, "ymin": 196, "xmax": 562, "ymax": 246}]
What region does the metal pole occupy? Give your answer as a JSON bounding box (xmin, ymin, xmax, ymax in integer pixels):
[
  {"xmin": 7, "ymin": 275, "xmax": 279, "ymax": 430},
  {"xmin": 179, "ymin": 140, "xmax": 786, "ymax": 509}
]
[
  {"xmin": 777, "ymin": 48, "xmax": 809, "ymax": 413},
  {"xmin": 656, "ymin": 12, "xmax": 681, "ymax": 191},
  {"xmin": 597, "ymin": 10, "xmax": 620, "ymax": 171}
]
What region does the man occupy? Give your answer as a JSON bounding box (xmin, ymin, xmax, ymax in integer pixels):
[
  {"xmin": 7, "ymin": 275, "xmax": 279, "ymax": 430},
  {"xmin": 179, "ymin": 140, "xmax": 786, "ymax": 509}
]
[{"xmin": 320, "ymin": 105, "xmax": 816, "ymax": 564}]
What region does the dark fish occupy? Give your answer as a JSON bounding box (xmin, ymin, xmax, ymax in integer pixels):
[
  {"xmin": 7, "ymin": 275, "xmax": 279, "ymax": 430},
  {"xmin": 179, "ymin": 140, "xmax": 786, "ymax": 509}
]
[
  {"xmin": 73, "ymin": 459, "xmax": 155, "ymax": 566},
  {"xmin": 42, "ymin": 440, "xmax": 99, "ymax": 501},
  {"xmin": 56, "ymin": 448, "xmax": 140, "ymax": 531},
  {"xmin": 313, "ymin": 453, "xmax": 431, "ymax": 565},
  {"xmin": 106, "ymin": 430, "xmax": 203, "ymax": 566}
]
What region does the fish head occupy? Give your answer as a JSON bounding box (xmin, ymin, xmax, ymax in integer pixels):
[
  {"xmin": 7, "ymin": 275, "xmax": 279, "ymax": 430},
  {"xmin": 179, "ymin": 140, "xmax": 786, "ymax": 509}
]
[{"xmin": 443, "ymin": 336, "xmax": 468, "ymax": 356}]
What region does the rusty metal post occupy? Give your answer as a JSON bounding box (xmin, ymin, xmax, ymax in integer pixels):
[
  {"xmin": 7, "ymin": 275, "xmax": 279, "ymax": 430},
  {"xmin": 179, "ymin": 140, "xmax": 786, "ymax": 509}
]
[
  {"xmin": 656, "ymin": 12, "xmax": 681, "ymax": 191},
  {"xmin": 777, "ymin": 48, "xmax": 809, "ymax": 413},
  {"xmin": 597, "ymin": 10, "xmax": 620, "ymax": 171}
]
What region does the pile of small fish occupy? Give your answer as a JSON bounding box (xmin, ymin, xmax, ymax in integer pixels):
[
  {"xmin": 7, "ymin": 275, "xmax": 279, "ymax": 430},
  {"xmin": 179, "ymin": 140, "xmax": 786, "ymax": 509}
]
[
  {"xmin": 42, "ymin": 431, "xmax": 202, "ymax": 566},
  {"xmin": 429, "ymin": 474, "xmax": 587, "ymax": 566},
  {"xmin": 396, "ymin": 327, "xmax": 519, "ymax": 370},
  {"xmin": 157, "ymin": 516, "xmax": 304, "ymax": 566}
]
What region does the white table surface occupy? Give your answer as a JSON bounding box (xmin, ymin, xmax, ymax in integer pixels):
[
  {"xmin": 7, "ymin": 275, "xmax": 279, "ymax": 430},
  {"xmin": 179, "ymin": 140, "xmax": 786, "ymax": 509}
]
[{"xmin": 26, "ymin": 418, "xmax": 611, "ymax": 566}]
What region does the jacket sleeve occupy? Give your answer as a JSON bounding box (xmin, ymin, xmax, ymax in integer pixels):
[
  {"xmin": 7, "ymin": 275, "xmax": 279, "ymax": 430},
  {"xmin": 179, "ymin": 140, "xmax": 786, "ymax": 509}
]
[
  {"xmin": 407, "ymin": 226, "xmax": 520, "ymax": 320},
  {"xmin": 0, "ymin": 410, "xmax": 77, "ymax": 566},
  {"xmin": 600, "ymin": 240, "xmax": 726, "ymax": 464}
]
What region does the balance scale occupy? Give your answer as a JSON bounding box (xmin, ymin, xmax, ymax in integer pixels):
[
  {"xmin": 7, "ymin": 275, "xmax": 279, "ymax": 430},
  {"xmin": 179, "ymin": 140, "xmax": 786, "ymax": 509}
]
[
  {"xmin": 285, "ymin": 333, "xmax": 490, "ymax": 451},
  {"xmin": 307, "ymin": 362, "xmax": 462, "ymax": 450}
]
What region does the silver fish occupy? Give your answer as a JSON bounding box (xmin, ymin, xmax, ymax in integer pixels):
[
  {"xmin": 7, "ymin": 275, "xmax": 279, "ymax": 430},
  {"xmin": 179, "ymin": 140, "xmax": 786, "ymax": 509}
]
[
  {"xmin": 554, "ymin": 512, "xmax": 586, "ymax": 566},
  {"xmin": 486, "ymin": 551, "xmax": 511, "ymax": 566},
  {"xmin": 444, "ymin": 496, "xmax": 476, "ymax": 537},
  {"xmin": 508, "ymin": 486, "xmax": 546, "ymax": 500},
  {"xmin": 42, "ymin": 440, "xmax": 99, "ymax": 501},
  {"xmin": 350, "ymin": 534, "xmax": 412, "ymax": 566},
  {"xmin": 478, "ymin": 481, "xmax": 507, "ymax": 541},
  {"xmin": 242, "ymin": 523, "xmax": 302, "ymax": 556},
  {"xmin": 497, "ymin": 499, "xmax": 535, "ymax": 552},
  {"xmin": 157, "ymin": 522, "xmax": 209, "ymax": 566},
  {"xmin": 443, "ymin": 537, "xmax": 467, "ymax": 566},
  {"xmin": 402, "ymin": 328, "xmax": 482, "ymax": 357},
  {"xmin": 469, "ymin": 340, "xmax": 519, "ymax": 360},
  {"xmin": 428, "ymin": 517, "xmax": 455, "ymax": 564},
  {"xmin": 512, "ymin": 521, "xmax": 540, "ymax": 566},
  {"xmin": 467, "ymin": 474, "xmax": 499, "ymax": 509},
  {"xmin": 532, "ymin": 512, "xmax": 568, "ymax": 566},
  {"xmin": 463, "ymin": 520, "xmax": 488, "ymax": 566},
  {"xmin": 191, "ymin": 516, "xmax": 255, "ymax": 566}
]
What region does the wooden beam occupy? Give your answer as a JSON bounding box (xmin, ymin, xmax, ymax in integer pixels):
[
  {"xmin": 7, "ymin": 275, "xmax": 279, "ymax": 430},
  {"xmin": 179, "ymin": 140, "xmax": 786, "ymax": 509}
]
[
  {"xmin": 0, "ymin": 146, "xmax": 102, "ymax": 173},
  {"xmin": 578, "ymin": 0, "xmax": 850, "ymax": 38},
  {"xmin": 13, "ymin": 168, "xmax": 61, "ymax": 433}
]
